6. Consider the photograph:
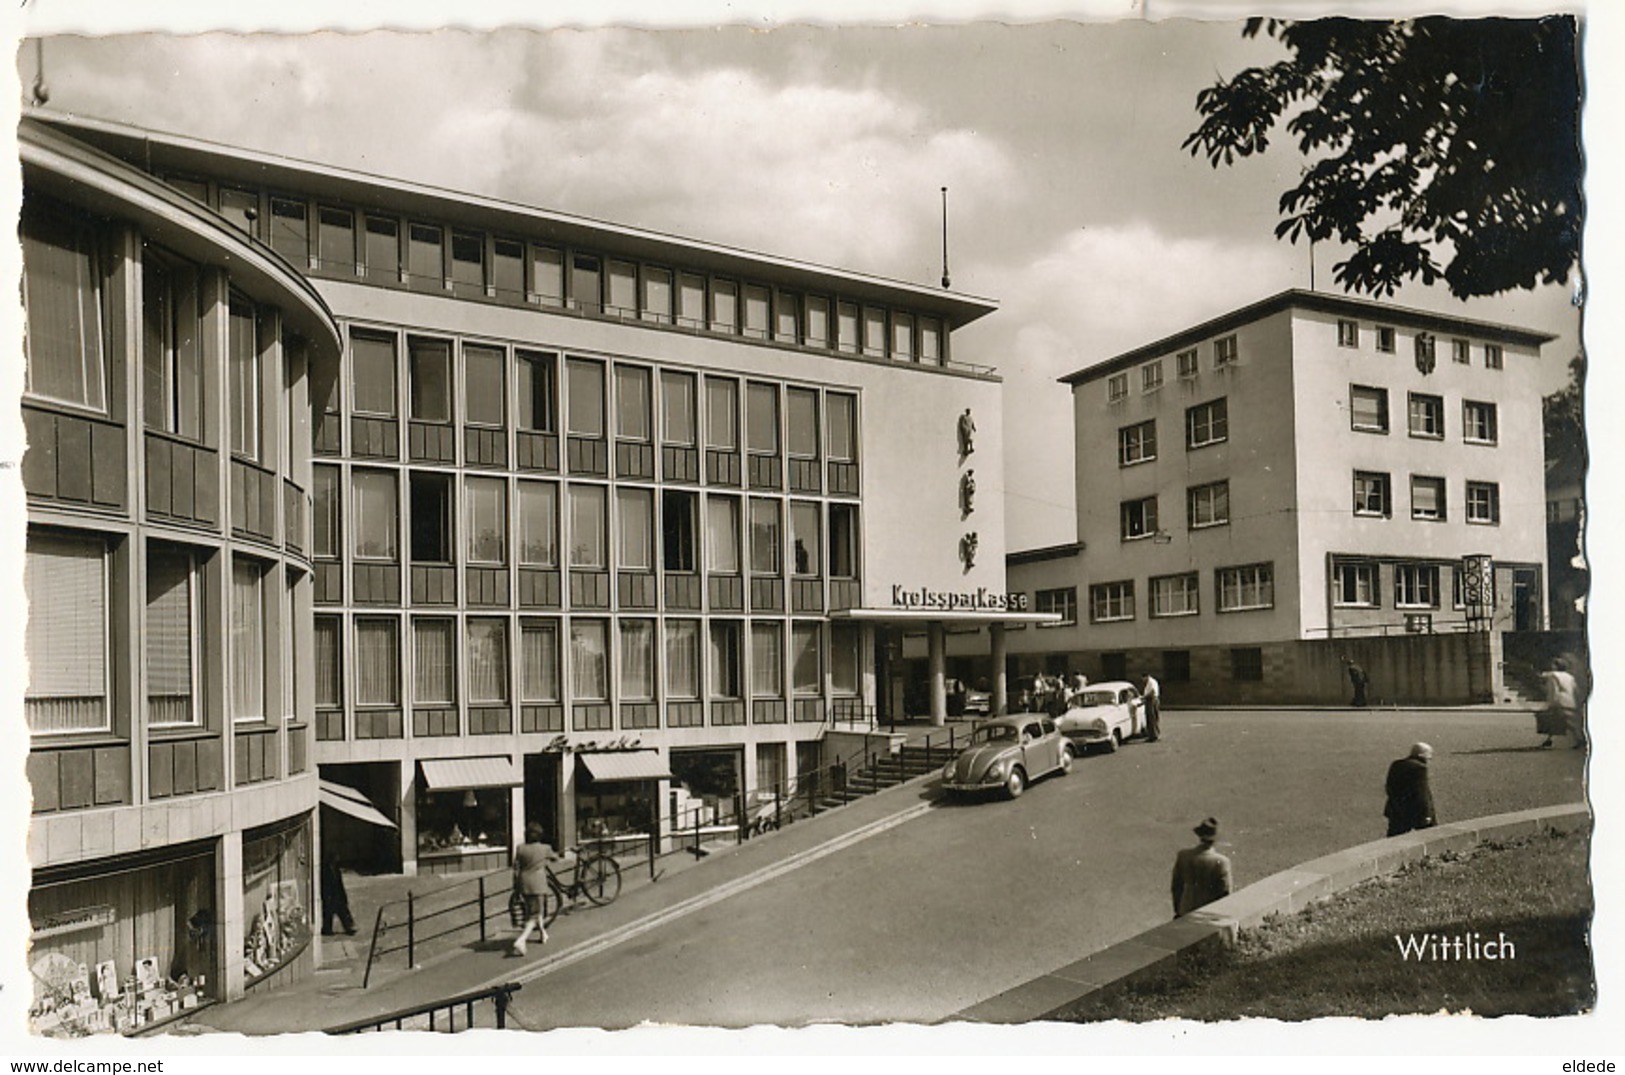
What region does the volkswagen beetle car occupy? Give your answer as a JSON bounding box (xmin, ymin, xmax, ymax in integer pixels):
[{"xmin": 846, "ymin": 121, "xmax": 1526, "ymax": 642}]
[
  {"xmin": 1055, "ymin": 681, "xmax": 1145, "ymax": 753},
  {"xmin": 940, "ymin": 714, "xmax": 1073, "ymax": 799}
]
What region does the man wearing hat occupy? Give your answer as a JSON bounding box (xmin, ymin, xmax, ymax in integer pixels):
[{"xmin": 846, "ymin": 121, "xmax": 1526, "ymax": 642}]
[
  {"xmin": 1384, "ymin": 743, "xmax": 1436, "ymax": 836},
  {"xmin": 1171, "ymin": 817, "xmax": 1233, "ymax": 918}
]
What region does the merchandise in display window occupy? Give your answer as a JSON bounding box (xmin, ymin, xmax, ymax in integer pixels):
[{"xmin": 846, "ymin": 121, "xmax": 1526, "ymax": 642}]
[
  {"xmin": 241, "ymin": 816, "xmax": 314, "ymax": 985},
  {"xmin": 416, "ymin": 786, "xmax": 512, "ymax": 860},
  {"xmin": 28, "ymin": 848, "xmax": 216, "ymax": 1037},
  {"xmin": 576, "ymin": 772, "xmax": 656, "ymax": 846}
]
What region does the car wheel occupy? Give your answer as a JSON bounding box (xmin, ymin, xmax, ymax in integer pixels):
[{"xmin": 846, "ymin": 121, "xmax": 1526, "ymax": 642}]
[
  {"xmin": 1005, "ymin": 767, "xmax": 1027, "ymax": 799},
  {"xmin": 1105, "ymin": 730, "xmax": 1121, "ymax": 753},
  {"xmin": 1057, "ymin": 746, "xmax": 1074, "ymax": 776}
]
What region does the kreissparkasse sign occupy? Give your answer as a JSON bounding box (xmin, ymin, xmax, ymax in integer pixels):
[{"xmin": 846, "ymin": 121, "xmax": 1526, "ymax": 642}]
[{"xmin": 889, "ymin": 584, "xmax": 1029, "ymax": 612}]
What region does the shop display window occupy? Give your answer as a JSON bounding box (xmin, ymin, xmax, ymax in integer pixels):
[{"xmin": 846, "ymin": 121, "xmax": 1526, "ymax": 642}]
[
  {"xmin": 576, "ymin": 771, "xmax": 656, "ymax": 845},
  {"xmin": 28, "ymin": 847, "xmax": 216, "ymax": 1036},
  {"xmin": 242, "ymin": 817, "xmax": 313, "ymax": 986},
  {"xmin": 417, "ymin": 786, "xmax": 511, "ymax": 860}
]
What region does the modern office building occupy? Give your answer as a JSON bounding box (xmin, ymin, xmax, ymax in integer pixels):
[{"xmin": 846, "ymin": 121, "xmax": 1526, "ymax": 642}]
[
  {"xmin": 24, "ymin": 108, "xmax": 1034, "ymax": 930},
  {"xmin": 20, "ymin": 116, "xmax": 341, "ymax": 1028},
  {"xmin": 997, "ymin": 290, "xmax": 1554, "ymax": 705}
]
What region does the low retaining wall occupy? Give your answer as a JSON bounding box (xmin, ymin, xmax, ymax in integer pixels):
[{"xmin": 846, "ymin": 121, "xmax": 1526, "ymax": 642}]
[{"xmin": 951, "ymin": 802, "xmax": 1590, "ymax": 1024}]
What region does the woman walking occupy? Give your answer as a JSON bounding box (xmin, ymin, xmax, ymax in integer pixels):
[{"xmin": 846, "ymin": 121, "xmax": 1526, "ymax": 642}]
[{"xmin": 509, "ymin": 823, "xmax": 557, "ymax": 957}]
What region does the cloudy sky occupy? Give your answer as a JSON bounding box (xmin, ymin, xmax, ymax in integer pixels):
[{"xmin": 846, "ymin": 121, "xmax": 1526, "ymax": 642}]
[{"xmin": 14, "ymin": 3, "xmax": 1589, "ymax": 551}]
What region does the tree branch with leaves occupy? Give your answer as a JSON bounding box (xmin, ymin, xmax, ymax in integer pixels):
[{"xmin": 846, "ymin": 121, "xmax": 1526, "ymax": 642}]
[{"xmin": 1185, "ymin": 17, "xmax": 1582, "ymax": 299}]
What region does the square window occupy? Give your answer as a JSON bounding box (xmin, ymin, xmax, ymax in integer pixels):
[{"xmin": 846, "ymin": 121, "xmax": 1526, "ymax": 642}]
[
  {"xmin": 1176, "ymin": 348, "xmax": 1199, "ymax": 379},
  {"xmin": 1463, "ymin": 400, "xmax": 1499, "ymax": 444},
  {"xmin": 1485, "ymin": 343, "xmax": 1504, "ymax": 369},
  {"xmin": 1187, "ymin": 481, "xmax": 1229, "ymax": 528},
  {"xmin": 1036, "ymin": 587, "xmax": 1077, "ymax": 626},
  {"xmin": 1333, "ymin": 561, "xmax": 1378, "ymax": 607},
  {"xmin": 1349, "ymin": 385, "xmax": 1389, "ymax": 433},
  {"xmin": 1141, "ymin": 361, "xmax": 1163, "ymax": 392},
  {"xmin": 1089, "ymin": 581, "xmax": 1135, "ymax": 623},
  {"xmin": 1452, "ymin": 338, "xmax": 1471, "ymax": 364},
  {"xmin": 1120, "ymin": 497, "xmax": 1158, "ymax": 541},
  {"xmin": 1466, "ymin": 481, "xmax": 1500, "ymax": 525},
  {"xmin": 1107, "ymin": 372, "xmax": 1129, "ymax": 403},
  {"xmin": 1150, "ymin": 573, "xmax": 1199, "ymax": 617},
  {"xmin": 1407, "ymin": 392, "xmax": 1444, "ymax": 438},
  {"xmin": 1338, "ymin": 320, "xmax": 1359, "ymax": 348},
  {"xmin": 1217, "ymin": 562, "xmax": 1273, "ymax": 612},
  {"xmin": 1395, "ymin": 563, "xmax": 1440, "ymax": 608},
  {"xmin": 1186, "ymin": 398, "xmax": 1228, "ymax": 449},
  {"xmin": 1118, "ymin": 420, "xmax": 1157, "ymax": 466},
  {"xmin": 1376, "ymin": 326, "xmax": 1396, "ymax": 353},
  {"xmin": 1410, "ymin": 476, "xmax": 1447, "ymax": 521},
  {"xmin": 1353, "ymin": 471, "xmax": 1391, "ymax": 517},
  {"xmin": 1213, "ymin": 335, "xmax": 1238, "ymax": 367}
]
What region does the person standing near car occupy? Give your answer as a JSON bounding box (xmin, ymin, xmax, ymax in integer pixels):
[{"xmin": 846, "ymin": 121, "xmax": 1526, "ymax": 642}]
[
  {"xmin": 1171, "ymin": 817, "xmax": 1232, "ymax": 917},
  {"xmin": 1141, "ymin": 673, "xmax": 1161, "ymax": 742}
]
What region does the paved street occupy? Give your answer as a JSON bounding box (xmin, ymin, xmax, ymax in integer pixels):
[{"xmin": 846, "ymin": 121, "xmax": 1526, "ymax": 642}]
[{"xmin": 507, "ymin": 707, "xmax": 1586, "ymax": 1029}]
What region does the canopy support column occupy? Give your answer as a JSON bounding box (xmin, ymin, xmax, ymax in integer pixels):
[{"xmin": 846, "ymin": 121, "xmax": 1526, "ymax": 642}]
[
  {"xmin": 991, "ymin": 622, "xmax": 1008, "ymax": 716},
  {"xmin": 928, "ymin": 621, "xmax": 947, "ymax": 726}
]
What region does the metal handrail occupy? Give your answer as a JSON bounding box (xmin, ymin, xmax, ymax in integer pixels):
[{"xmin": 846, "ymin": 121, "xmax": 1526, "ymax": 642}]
[{"xmin": 327, "ymin": 982, "xmax": 522, "ymax": 1033}]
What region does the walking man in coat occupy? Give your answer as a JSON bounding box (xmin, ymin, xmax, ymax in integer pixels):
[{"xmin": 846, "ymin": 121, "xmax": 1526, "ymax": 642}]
[
  {"xmin": 1141, "ymin": 672, "xmax": 1161, "ymax": 742},
  {"xmin": 1171, "ymin": 817, "xmax": 1232, "ymax": 917},
  {"xmin": 1384, "ymin": 742, "xmax": 1436, "ymax": 837}
]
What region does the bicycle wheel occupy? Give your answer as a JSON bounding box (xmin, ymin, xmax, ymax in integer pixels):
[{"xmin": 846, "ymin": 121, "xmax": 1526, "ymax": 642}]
[
  {"xmin": 542, "ymin": 885, "xmax": 563, "ymax": 926},
  {"xmin": 577, "ymin": 855, "xmax": 622, "ymax": 906}
]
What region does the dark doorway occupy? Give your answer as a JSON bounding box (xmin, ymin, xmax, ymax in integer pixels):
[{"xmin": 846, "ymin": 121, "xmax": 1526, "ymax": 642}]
[{"xmin": 523, "ymin": 752, "xmax": 562, "ymax": 848}]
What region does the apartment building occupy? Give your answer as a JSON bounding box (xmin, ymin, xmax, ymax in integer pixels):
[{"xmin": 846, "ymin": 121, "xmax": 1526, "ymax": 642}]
[{"xmin": 998, "ymin": 290, "xmax": 1554, "ymax": 705}]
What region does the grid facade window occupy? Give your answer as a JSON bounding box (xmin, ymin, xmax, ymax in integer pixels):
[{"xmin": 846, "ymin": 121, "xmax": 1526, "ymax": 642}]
[
  {"xmin": 1187, "ymin": 481, "xmax": 1229, "ymax": 529},
  {"xmin": 1118, "ymin": 420, "xmax": 1156, "ymax": 466},
  {"xmin": 1089, "ymin": 581, "xmax": 1134, "ymax": 623},
  {"xmin": 409, "ymin": 337, "xmax": 452, "ymax": 423},
  {"xmin": 1410, "ymin": 475, "xmax": 1447, "ymax": 521},
  {"xmin": 1150, "ymin": 573, "xmax": 1199, "ymax": 618},
  {"xmin": 1463, "ymin": 400, "xmax": 1498, "ymax": 444},
  {"xmin": 1350, "ymin": 385, "xmax": 1389, "ymax": 433},
  {"xmin": 1333, "ymin": 561, "xmax": 1378, "ymax": 607},
  {"xmin": 24, "ymin": 531, "xmax": 110, "ymax": 735},
  {"xmin": 1035, "ymin": 587, "xmax": 1077, "ymax": 627},
  {"xmin": 1120, "ymin": 497, "xmax": 1158, "ymax": 541},
  {"xmin": 1217, "ymin": 562, "xmax": 1274, "ymax": 612},
  {"xmin": 1185, "ymin": 398, "xmax": 1228, "ymax": 449},
  {"xmin": 1353, "ymin": 471, "xmax": 1391, "ymax": 517},
  {"xmin": 1395, "ymin": 563, "xmax": 1440, "ymax": 608},
  {"xmin": 1408, "ymin": 393, "xmax": 1444, "ymax": 438},
  {"xmin": 1466, "ymin": 481, "xmax": 1501, "ymax": 525},
  {"xmin": 23, "ymin": 207, "xmax": 108, "ymax": 414}
]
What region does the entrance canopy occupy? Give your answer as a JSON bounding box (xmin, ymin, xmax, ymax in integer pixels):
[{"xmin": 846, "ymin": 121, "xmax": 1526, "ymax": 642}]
[
  {"xmin": 318, "ymin": 779, "xmax": 397, "ymax": 829},
  {"xmin": 418, "ymin": 755, "xmax": 521, "ymax": 791},
  {"xmin": 580, "ymin": 750, "xmax": 672, "ymax": 782}
]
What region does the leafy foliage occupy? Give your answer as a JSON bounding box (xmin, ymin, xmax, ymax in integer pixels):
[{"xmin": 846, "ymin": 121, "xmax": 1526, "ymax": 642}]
[
  {"xmin": 1185, "ymin": 17, "xmax": 1582, "ymax": 299},
  {"xmin": 1545, "ymin": 353, "xmax": 1586, "ymax": 479}
]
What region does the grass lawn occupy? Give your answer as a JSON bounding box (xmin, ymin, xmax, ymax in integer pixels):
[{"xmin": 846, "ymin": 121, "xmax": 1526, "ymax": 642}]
[{"xmin": 1062, "ymin": 828, "xmax": 1594, "ymax": 1022}]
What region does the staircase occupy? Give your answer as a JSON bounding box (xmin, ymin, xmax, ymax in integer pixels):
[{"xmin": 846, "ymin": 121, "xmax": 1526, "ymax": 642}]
[{"xmin": 818, "ymin": 742, "xmax": 959, "ymax": 809}]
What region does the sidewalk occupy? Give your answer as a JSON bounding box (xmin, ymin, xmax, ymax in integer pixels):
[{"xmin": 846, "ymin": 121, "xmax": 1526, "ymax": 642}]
[{"xmin": 183, "ymin": 727, "xmax": 955, "ymax": 1036}]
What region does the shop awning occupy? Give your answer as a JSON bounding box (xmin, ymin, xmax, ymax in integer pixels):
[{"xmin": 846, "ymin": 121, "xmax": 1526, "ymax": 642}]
[
  {"xmin": 580, "ymin": 750, "xmax": 672, "ymax": 782},
  {"xmin": 418, "ymin": 756, "xmax": 521, "ymax": 791},
  {"xmin": 318, "ymin": 780, "xmax": 397, "ymax": 830}
]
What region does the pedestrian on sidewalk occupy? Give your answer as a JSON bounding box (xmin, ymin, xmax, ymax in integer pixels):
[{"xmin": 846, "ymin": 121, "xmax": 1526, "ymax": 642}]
[
  {"xmin": 1170, "ymin": 817, "xmax": 1232, "ymax": 918},
  {"xmin": 1538, "ymin": 658, "xmax": 1582, "ymax": 749},
  {"xmin": 320, "ymin": 853, "xmax": 356, "ymax": 936},
  {"xmin": 509, "ymin": 823, "xmax": 561, "ymax": 957},
  {"xmin": 1342, "ymin": 657, "xmax": 1370, "ymax": 708},
  {"xmin": 1383, "ymin": 742, "xmax": 1436, "ymax": 837},
  {"xmin": 1140, "ymin": 672, "xmax": 1161, "ymax": 742}
]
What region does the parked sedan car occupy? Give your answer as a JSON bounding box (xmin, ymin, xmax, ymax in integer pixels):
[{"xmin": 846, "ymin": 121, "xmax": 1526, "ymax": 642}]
[
  {"xmin": 947, "ymin": 678, "xmax": 991, "ymax": 717},
  {"xmin": 1055, "ymin": 681, "xmax": 1145, "ymax": 753},
  {"xmin": 940, "ymin": 715, "xmax": 1073, "ymax": 799}
]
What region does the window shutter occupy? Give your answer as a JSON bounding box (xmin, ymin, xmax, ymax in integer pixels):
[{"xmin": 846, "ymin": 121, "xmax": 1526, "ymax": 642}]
[{"xmin": 24, "ymin": 532, "xmax": 108, "ymax": 733}]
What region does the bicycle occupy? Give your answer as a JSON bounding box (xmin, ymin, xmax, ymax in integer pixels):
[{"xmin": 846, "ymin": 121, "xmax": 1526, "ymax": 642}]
[{"xmin": 539, "ymin": 847, "xmax": 622, "ymax": 925}]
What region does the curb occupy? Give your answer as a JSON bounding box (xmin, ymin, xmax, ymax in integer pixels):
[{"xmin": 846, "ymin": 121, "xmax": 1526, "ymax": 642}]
[{"xmin": 949, "ymin": 802, "xmax": 1591, "ymax": 1024}]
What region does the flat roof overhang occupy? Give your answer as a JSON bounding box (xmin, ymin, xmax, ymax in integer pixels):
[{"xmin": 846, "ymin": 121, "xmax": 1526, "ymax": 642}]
[{"xmin": 828, "ymin": 608, "xmax": 1063, "ymax": 626}]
